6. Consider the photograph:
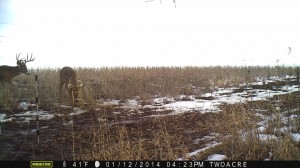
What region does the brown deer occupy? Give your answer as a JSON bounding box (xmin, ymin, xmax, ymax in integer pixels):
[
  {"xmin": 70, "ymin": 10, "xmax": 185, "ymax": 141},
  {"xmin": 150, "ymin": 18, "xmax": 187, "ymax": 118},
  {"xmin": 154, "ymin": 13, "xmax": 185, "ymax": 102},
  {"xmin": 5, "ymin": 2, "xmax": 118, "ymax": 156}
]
[
  {"xmin": 59, "ymin": 66, "xmax": 83, "ymax": 111},
  {"xmin": 0, "ymin": 53, "xmax": 35, "ymax": 83}
]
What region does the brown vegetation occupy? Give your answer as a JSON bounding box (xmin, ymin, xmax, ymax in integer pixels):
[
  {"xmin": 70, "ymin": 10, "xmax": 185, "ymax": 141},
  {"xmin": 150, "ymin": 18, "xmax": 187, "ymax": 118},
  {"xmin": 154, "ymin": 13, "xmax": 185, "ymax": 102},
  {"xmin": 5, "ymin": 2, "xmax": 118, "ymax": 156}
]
[{"xmin": 0, "ymin": 66, "xmax": 299, "ymax": 160}]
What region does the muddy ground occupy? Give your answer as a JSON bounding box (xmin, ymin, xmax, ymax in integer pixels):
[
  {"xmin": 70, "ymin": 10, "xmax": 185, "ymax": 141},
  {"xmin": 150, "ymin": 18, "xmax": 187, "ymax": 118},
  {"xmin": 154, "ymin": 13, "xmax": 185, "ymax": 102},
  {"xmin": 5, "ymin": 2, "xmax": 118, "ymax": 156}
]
[
  {"xmin": 0, "ymin": 104, "xmax": 217, "ymax": 160},
  {"xmin": 1, "ymin": 79, "xmax": 299, "ymax": 160}
]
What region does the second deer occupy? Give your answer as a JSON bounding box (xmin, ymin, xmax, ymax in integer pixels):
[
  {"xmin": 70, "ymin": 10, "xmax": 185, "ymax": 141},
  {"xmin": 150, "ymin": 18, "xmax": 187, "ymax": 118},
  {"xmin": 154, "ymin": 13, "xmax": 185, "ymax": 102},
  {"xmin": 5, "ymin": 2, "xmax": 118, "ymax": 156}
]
[
  {"xmin": 0, "ymin": 53, "xmax": 35, "ymax": 83},
  {"xmin": 59, "ymin": 66, "xmax": 84, "ymax": 111}
]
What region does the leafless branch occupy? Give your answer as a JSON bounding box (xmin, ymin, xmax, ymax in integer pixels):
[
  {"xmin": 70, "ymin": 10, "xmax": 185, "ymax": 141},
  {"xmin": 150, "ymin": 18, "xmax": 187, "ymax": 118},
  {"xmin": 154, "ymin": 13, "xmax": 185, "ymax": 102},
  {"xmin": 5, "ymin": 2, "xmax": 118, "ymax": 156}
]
[{"xmin": 145, "ymin": 0, "xmax": 176, "ymax": 7}]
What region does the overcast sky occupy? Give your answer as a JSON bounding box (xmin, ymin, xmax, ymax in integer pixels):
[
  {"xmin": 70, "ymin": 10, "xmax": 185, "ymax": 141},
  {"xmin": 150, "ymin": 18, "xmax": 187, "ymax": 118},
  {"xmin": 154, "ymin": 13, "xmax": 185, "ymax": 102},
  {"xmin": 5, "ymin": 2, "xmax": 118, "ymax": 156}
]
[{"xmin": 0, "ymin": 0, "xmax": 299, "ymax": 68}]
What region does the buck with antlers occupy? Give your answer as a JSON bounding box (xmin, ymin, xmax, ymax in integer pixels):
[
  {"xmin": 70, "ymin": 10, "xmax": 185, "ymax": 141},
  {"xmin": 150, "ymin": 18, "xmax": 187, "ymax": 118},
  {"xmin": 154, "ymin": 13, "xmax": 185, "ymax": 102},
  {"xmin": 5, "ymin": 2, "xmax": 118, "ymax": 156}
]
[
  {"xmin": 0, "ymin": 53, "xmax": 35, "ymax": 83},
  {"xmin": 59, "ymin": 66, "xmax": 84, "ymax": 111}
]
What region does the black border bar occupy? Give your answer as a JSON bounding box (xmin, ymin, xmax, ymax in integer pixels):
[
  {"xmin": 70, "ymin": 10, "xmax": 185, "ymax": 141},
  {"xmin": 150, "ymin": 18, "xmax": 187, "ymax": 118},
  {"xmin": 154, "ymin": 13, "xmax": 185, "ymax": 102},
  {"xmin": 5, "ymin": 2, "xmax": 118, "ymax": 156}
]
[{"xmin": 0, "ymin": 161, "xmax": 298, "ymax": 168}]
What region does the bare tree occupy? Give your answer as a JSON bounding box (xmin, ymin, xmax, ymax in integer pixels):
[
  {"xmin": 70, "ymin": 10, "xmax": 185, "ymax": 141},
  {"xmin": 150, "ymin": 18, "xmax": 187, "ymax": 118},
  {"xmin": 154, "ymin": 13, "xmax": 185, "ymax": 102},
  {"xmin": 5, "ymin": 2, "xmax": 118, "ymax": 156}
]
[{"xmin": 146, "ymin": 0, "xmax": 177, "ymax": 8}]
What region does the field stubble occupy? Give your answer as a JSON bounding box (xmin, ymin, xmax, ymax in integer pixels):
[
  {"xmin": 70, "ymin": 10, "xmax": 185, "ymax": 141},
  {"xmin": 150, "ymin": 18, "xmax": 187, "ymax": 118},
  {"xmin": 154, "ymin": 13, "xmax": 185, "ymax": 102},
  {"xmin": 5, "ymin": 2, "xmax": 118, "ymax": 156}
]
[{"xmin": 0, "ymin": 66, "xmax": 300, "ymax": 160}]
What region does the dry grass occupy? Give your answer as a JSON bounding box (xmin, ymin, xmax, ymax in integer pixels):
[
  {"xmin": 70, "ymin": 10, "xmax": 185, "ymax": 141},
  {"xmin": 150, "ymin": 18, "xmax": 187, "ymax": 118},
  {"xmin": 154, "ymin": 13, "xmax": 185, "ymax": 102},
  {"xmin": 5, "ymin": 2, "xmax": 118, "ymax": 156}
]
[
  {"xmin": 0, "ymin": 66, "xmax": 299, "ymax": 160},
  {"xmin": 2, "ymin": 66, "xmax": 296, "ymax": 107}
]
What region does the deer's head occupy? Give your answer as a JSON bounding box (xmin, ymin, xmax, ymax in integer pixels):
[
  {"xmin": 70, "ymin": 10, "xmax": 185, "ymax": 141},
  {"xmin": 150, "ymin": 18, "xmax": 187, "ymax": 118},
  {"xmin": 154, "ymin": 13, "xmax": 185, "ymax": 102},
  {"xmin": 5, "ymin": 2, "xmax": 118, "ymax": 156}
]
[
  {"xmin": 16, "ymin": 53, "xmax": 35, "ymax": 74},
  {"xmin": 67, "ymin": 79, "xmax": 83, "ymax": 103}
]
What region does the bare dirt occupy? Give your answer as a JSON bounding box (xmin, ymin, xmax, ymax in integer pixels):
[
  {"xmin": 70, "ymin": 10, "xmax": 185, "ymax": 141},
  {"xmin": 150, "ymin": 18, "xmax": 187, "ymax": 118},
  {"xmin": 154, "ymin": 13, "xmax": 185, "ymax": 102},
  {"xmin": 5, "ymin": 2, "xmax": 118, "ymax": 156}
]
[
  {"xmin": 0, "ymin": 104, "xmax": 215, "ymax": 160},
  {"xmin": 1, "ymin": 79, "xmax": 299, "ymax": 160}
]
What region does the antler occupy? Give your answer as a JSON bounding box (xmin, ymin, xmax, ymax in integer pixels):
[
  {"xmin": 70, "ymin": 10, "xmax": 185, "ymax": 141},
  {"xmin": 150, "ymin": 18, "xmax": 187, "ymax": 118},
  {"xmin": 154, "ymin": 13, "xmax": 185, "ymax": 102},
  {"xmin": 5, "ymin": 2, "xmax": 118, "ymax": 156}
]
[
  {"xmin": 16, "ymin": 53, "xmax": 35, "ymax": 63},
  {"xmin": 25, "ymin": 53, "xmax": 35, "ymax": 63},
  {"xmin": 16, "ymin": 53, "xmax": 22, "ymax": 61}
]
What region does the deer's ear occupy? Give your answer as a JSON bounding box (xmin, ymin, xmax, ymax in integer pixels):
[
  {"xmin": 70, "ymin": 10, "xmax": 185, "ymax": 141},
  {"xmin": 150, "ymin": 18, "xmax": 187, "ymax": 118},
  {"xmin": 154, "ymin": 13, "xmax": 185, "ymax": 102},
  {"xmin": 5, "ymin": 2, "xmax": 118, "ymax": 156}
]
[
  {"xmin": 68, "ymin": 83, "xmax": 73, "ymax": 89},
  {"xmin": 77, "ymin": 80, "xmax": 84, "ymax": 87}
]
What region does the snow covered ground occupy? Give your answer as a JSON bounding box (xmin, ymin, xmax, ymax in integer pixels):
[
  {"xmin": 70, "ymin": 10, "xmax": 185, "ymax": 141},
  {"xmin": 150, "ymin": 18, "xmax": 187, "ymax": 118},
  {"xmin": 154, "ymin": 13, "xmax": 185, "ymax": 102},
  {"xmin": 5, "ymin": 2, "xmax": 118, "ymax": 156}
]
[{"xmin": 1, "ymin": 75, "xmax": 299, "ymax": 160}]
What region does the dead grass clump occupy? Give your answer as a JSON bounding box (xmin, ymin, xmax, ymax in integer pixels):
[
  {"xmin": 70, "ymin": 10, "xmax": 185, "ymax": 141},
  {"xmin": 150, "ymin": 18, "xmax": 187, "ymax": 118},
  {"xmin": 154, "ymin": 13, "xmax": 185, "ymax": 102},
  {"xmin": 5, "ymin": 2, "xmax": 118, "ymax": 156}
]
[
  {"xmin": 271, "ymin": 135, "xmax": 300, "ymax": 160},
  {"xmin": 204, "ymin": 94, "xmax": 300, "ymax": 160},
  {"xmin": 210, "ymin": 103, "xmax": 269, "ymax": 160},
  {"xmin": 0, "ymin": 83, "xmax": 13, "ymax": 108},
  {"xmin": 221, "ymin": 134, "xmax": 269, "ymax": 160}
]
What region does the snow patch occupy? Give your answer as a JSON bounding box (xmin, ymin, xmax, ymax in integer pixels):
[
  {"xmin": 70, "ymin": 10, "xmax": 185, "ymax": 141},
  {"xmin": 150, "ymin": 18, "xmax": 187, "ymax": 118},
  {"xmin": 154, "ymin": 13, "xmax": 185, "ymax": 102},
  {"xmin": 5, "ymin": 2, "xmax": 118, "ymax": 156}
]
[
  {"xmin": 291, "ymin": 133, "xmax": 300, "ymax": 142},
  {"xmin": 258, "ymin": 134, "xmax": 278, "ymax": 141},
  {"xmin": 257, "ymin": 127, "xmax": 266, "ymax": 133},
  {"xmin": 69, "ymin": 109, "xmax": 86, "ymax": 116},
  {"xmin": 0, "ymin": 113, "xmax": 7, "ymax": 122},
  {"xmin": 13, "ymin": 110, "xmax": 55, "ymax": 122},
  {"xmin": 207, "ymin": 154, "xmax": 226, "ymax": 161},
  {"xmin": 186, "ymin": 142, "xmax": 221, "ymax": 158}
]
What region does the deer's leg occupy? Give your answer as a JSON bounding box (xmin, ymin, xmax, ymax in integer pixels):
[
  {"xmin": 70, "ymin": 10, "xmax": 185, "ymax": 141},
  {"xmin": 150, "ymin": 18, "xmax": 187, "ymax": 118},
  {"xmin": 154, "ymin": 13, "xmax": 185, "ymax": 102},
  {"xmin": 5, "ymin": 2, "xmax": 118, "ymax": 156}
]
[
  {"xmin": 59, "ymin": 82, "xmax": 64, "ymax": 103},
  {"xmin": 69, "ymin": 90, "xmax": 74, "ymax": 111}
]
